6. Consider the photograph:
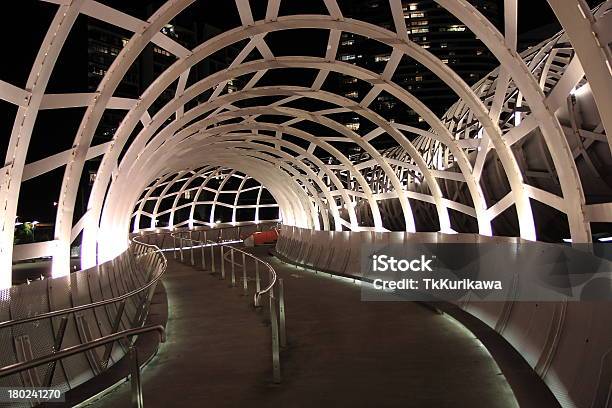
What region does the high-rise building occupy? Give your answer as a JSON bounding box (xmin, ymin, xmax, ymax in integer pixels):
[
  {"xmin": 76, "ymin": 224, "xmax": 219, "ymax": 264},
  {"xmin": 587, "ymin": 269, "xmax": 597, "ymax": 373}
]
[
  {"xmin": 86, "ymin": 19, "xmax": 197, "ymax": 145},
  {"xmin": 78, "ymin": 17, "xmax": 197, "ymax": 221},
  {"xmin": 336, "ymin": 0, "xmax": 501, "ymax": 133},
  {"xmin": 80, "ymin": 16, "xmax": 240, "ymax": 220}
]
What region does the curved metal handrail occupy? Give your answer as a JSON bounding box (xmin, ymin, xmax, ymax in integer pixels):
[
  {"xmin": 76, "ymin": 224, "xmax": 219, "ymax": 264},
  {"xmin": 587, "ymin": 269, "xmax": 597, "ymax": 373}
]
[
  {"xmin": 170, "ymin": 226, "xmax": 285, "ymax": 383},
  {"xmin": 170, "ymin": 227, "xmax": 278, "ymax": 307},
  {"xmin": 215, "ymin": 241, "xmax": 277, "ymax": 306},
  {"xmin": 0, "ymin": 237, "xmax": 167, "ymax": 330},
  {"xmin": 0, "ymin": 325, "xmax": 165, "ymax": 378}
]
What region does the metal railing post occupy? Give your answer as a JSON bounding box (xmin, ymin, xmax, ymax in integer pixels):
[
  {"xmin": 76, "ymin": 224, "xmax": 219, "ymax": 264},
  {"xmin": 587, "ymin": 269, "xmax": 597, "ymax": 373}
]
[
  {"xmin": 202, "ymin": 231, "xmax": 208, "ymax": 270},
  {"xmin": 230, "ymin": 248, "xmax": 236, "ymax": 287},
  {"xmin": 129, "ymin": 345, "xmax": 143, "ymax": 408},
  {"xmin": 219, "ymin": 245, "xmax": 225, "ymax": 279},
  {"xmin": 179, "ymin": 235, "xmax": 184, "ymax": 262},
  {"xmin": 172, "ymin": 235, "xmax": 177, "ymax": 259},
  {"xmin": 279, "ymin": 278, "xmax": 286, "ymax": 348},
  {"xmin": 190, "ymin": 231, "xmax": 195, "ymax": 266},
  {"xmin": 255, "ymin": 262, "xmax": 261, "ymax": 294},
  {"xmin": 201, "ymin": 243, "xmax": 206, "ymax": 270},
  {"xmin": 159, "ymin": 233, "xmax": 165, "ymax": 251},
  {"xmin": 242, "ymin": 253, "xmax": 248, "ymax": 295},
  {"xmin": 210, "ymin": 241, "xmax": 216, "ymax": 273},
  {"xmin": 269, "ymin": 294, "xmax": 281, "ymax": 384}
]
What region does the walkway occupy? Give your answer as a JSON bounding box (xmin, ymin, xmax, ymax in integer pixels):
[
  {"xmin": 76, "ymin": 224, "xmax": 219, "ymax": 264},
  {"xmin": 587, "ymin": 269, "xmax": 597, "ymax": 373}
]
[{"xmin": 86, "ymin": 245, "xmax": 518, "ymax": 408}]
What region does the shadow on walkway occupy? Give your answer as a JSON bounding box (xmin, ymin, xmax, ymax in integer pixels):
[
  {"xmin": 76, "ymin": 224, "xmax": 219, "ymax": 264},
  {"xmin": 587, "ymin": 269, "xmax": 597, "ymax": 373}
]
[{"xmin": 85, "ymin": 245, "xmax": 518, "ymax": 408}]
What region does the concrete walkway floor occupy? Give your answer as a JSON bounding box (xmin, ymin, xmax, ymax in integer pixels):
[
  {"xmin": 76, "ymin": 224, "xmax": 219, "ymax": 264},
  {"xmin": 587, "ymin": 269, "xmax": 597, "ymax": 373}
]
[{"xmin": 85, "ymin": 245, "xmax": 518, "ymax": 408}]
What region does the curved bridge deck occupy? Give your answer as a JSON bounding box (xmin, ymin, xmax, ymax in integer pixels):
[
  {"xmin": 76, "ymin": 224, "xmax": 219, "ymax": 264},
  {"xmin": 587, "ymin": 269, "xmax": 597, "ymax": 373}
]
[{"xmin": 88, "ymin": 246, "xmax": 517, "ymax": 408}]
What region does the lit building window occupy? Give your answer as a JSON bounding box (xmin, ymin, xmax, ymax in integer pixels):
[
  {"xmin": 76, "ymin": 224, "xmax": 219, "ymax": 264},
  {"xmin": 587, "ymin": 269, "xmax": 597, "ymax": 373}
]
[
  {"xmin": 345, "ymin": 91, "xmax": 359, "ymax": 99},
  {"xmin": 415, "ymin": 75, "xmax": 423, "ymax": 82},
  {"xmin": 448, "ymin": 25, "xmax": 466, "ymax": 32},
  {"xmin": 410, "ymin": 28, "xmax": 429, "ymax": 34},
  {"xmin": 346, "ymin": 122, "xmax": 360, "ymax": 131},
  {"xmin": 227, "ymin": 79, "xmax": 237, "ymax": 93},
  {"xmin": 154, "ymin": 47, "xmax": 172, "ymax": 57},
  {"xmin": 409, "ymin": 4, "xmax": 417, "ymax": 11},
  {"xmin": 341, "ymin": 39, "xmax": 354, "ymax": 46},
  {"xmin": 377, "ymin": 95, "xmax": 396, "ymax": 110},
  {"xmin": 422, "ymin": 44, "xmax": 430, "ymax": 49},
  {"xmin": 410, "ymin": 12, "xmax": 424, "ymax": 18},
  {"xmin": 440, "ymin": 43, "xmax": 448, "ymax": 48},
  {"xmin": 476, "ymin": 50, "xmax": 483, "ymax": 55},
  {"xmin": 374, "ymin": 54, "xmax": 391, "ymax": 62},
  {"xmin": 341, "ymin": 54, "xmax": 356, "ymax": 61},
  {"xmin": 92, "ymin": 67, "xmax": 107, "ymax": 76},
  {"xmin": 441, "ymin": 59, "xmax": 449, "ymax": 64}
]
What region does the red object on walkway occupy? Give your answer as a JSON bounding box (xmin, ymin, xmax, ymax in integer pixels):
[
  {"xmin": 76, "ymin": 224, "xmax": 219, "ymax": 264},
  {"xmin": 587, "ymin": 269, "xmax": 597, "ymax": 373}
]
[{"xmin": 252, "ymin": 229, "xmax": 278, "ymax": 245}]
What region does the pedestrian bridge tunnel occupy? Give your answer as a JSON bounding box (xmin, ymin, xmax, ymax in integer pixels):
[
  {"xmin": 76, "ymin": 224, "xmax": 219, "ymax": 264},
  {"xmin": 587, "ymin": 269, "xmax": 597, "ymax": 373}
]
[
  {"xmin": 2, "ymin": 1, "xmax": 611, "ymax": 278},
  {"xmin": 1, "ymin": 1, "xmax": 611, "ymax": 407}
]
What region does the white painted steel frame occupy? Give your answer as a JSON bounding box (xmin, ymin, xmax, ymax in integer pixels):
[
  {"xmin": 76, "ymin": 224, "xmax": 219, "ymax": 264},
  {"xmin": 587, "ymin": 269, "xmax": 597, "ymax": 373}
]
[
  {"xmin": 132, "ymin": 166, "xmax": 280, "ymax": 231},
  {"xmin": 0, "ymin": 0, "xmax": 609, "ymax": 287}
]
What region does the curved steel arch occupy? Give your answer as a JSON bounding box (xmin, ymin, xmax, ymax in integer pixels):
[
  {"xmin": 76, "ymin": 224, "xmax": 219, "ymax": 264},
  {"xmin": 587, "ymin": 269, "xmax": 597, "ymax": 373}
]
[
  {"xmin": 132, "ymin": 135, "xmax": 340, "ymax": 231},
  {"xmin": 0, "ymin": 0, "xmax": 609, "ymax": 287},
  {"xmin": 118, "ymin": 82, "xmax": 495, "ymax": 233},
  {"xmin": 133, "ymin": 166, "xmax": 280, "ymax": 230},
  {"xmin": 1, "ymin": 4, "xmax": 611, "ymax": 408},
  {"xmin": 107, "ymin": 129, "xmax": 361, "ymax": 236}
]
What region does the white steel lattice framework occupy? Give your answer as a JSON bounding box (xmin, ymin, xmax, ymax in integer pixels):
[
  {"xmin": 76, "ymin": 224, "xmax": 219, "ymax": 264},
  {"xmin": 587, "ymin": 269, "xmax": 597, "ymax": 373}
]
[
  {"xmin": 131, "ymin": 166, "xmax": 280, "ymax": 230},
  {"xmin": 0, "ymin": 0, "xmax": 611, "ymax": 288}
]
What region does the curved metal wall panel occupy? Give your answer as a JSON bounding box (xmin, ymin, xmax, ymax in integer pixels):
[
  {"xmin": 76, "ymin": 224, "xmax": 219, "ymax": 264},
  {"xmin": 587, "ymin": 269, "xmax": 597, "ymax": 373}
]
[
  {"xmin": 0, "ymin": 242, "xmax": 164, "ymax": 395},
  {"xmin": 276, "ymin": 225, "xmax": 612, "ymax": 408}
]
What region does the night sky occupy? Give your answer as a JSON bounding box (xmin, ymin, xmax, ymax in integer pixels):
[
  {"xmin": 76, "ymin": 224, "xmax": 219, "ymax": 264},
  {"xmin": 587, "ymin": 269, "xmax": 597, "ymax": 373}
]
[{"xmin": 0, "ymin": 0, "xmax": 601, "ymax": 223}]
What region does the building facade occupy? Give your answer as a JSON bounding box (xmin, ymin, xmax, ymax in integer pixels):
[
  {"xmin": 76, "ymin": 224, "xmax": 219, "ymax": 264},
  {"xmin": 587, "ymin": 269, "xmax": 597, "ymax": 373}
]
[{"xmin": 336, "ymin": 0, "xmax": 501, "ymax": 133}]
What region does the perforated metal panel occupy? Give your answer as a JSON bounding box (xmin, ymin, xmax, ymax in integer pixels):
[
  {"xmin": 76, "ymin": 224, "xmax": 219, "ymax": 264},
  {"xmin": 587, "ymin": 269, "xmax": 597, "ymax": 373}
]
[
  {"xmin": 87, "ymin": 271, "xmax": 113, "ymax": 344},
  {"xmin": 1, "ymin": 239, "xmax": 164, "ymax": 400},
  {"xmin": 107, "ymin": 259, "xmax": 137, "ymax": 327},
  {"xmin": 97, "ymin": 263, "xmax": 120, "ymax": 325},
  {"xmin": 0, "ymin": 286, "xmax": 21, "ymax": 390},
  {"xmin": 46, "ymin": 275, "xmax": 81, "ymax": 391},
  {"xmin": 9, "ymin": 280, "xmax": 55, "ymax": 390}
]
